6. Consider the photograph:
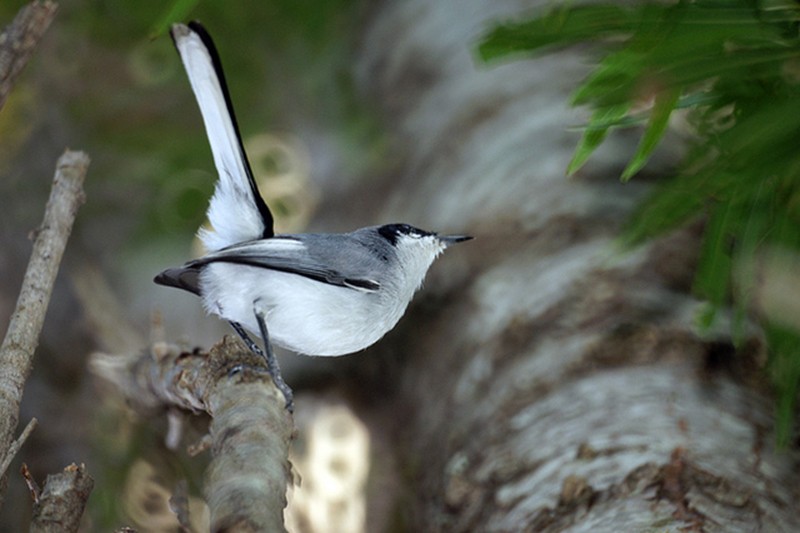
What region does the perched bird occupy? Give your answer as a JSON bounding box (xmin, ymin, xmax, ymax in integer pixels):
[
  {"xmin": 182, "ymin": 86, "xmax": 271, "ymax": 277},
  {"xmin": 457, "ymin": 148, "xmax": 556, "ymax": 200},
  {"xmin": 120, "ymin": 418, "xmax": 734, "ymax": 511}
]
[{"xmin": 155, "ymin": 22, "xmax": 472, "ymax": 409}]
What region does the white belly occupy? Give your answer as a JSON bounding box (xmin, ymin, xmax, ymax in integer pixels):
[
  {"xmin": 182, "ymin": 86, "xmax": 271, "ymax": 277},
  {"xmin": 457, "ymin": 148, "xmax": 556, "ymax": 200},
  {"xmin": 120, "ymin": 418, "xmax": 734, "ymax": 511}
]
[{"xmin": 198, "ymin": 263, "xmax": 407, "ymax": 356}]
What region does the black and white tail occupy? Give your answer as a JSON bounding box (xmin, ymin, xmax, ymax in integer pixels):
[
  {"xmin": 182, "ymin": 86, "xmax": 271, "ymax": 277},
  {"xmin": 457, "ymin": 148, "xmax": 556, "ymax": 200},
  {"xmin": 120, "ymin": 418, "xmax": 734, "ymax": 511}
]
[{"xmin": 170, "ymin": 22, "xmax": 274, "ymax": 251}]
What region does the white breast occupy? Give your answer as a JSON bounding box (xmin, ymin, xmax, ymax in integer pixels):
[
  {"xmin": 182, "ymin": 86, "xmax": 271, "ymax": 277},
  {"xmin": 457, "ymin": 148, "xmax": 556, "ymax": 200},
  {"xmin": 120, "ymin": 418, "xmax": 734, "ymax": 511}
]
[{"xmin": 198, "ymin": 263, "xmax": 411, "ymax": 356}]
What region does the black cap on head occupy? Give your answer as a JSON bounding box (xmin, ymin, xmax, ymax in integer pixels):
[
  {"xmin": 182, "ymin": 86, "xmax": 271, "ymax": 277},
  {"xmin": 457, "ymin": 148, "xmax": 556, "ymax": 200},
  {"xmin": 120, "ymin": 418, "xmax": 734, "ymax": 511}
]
[{"xmin": 378, "ymin": 223, "xmax": 434, "ymax": 245}]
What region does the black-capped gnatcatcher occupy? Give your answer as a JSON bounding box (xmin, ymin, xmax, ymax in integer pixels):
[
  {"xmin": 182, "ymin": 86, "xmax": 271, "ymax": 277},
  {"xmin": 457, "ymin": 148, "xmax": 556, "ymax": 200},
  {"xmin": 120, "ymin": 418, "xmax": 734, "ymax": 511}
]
[{"xmin": 155, "ymin": 22, "xmax": 472, "ymax": 410}]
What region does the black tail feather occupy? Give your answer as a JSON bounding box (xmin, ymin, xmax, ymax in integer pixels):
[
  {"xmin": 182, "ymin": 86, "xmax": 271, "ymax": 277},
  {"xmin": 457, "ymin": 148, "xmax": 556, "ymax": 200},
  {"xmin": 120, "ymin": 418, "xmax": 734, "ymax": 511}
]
[{"xmin": 154, "ymin": 266, "xmax": 202, "ymax": 296}]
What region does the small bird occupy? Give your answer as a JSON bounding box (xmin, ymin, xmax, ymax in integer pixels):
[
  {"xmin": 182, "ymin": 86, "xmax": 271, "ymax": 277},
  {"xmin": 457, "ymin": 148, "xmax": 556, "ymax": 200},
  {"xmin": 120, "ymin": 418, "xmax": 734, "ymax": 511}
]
[{"xmin": 155, "ymin": 22, "xmax": 472, "ymax": 409}]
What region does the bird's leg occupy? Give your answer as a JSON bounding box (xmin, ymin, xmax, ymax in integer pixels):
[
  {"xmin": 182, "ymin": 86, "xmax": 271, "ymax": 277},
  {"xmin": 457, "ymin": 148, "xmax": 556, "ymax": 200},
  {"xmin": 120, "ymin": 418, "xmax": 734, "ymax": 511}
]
[
  {"xmin": 229, "ymin": 321, "xmax": 264, "ymax": 358},
  {"xmin": 229, "ymin": 318, "xmax": 294, "ymax": 412},
  {"xmin": 253, "ymin": 307, "xmax": 294, "ymax": 412}
]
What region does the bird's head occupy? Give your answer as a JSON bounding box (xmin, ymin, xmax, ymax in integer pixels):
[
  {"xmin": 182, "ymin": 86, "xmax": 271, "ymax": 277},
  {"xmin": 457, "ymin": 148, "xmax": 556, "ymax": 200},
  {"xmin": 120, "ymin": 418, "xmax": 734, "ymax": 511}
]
[{"xmin": 377, "ymin": 223, "xmax": 472, "ymax": 291}]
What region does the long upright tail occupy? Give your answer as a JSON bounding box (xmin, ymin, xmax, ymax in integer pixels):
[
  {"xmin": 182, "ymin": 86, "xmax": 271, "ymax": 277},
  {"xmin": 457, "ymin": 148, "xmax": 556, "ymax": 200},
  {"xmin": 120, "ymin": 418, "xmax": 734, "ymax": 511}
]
[{"xmin": 170, "ymin": 22, "xmax": 274, "ymax": 251}]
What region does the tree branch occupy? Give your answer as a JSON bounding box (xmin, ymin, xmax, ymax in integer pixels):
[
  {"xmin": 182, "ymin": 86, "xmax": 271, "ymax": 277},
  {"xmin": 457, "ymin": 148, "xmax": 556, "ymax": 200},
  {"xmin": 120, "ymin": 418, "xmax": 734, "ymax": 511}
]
[
  {"xmin": 28, "ymin": 463, "xmax": 94, "ymax": 533},
  {"xmin": 0, "ymin": 418, "xmax": 37, "ymax": 479},
  {"xmin": 0, "ymin": 0, "xmax": 58, "ymax": 112},
  {"xmin": 90, "ymin": 336, "xmax": 294, "ymax": 531},
  {"xmin": 0, "ymin": 150, "xmax": 89, "ymax": 505}
]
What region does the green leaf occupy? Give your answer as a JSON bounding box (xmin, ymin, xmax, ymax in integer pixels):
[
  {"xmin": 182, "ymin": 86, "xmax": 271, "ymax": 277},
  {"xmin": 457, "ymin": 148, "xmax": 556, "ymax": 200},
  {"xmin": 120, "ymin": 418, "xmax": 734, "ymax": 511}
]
[
  {"xmin": 621, "ymin": 168, "xmax": 709, "ymax": 246},
  {"xmin": 621, "ymin": 86, "xmax": 681, "ymax": 181},
  {"xmin": 729, "ymin": 181, "xmax": 772, "ymax": 343},
  {"xmin": 567, "ymin": 103, "xmax": 630, "ymax": 176},
  {"xmin": 696, "ymin": 303, "xmax": 718, "ymax": 331},
  {"xmin": 693, "ymin": 198, "xmax": 735, "ymax": 321},
  {"xmin": 477, "ymin": 4, "xmax": 639, "ymax": 62},
  {"xmin": 571, "ymin": 48, "xmax": 643, "ymax": 107},
  {"xmin": 765, "ymin": 322, "xmax": 800, "ymax": 447}
]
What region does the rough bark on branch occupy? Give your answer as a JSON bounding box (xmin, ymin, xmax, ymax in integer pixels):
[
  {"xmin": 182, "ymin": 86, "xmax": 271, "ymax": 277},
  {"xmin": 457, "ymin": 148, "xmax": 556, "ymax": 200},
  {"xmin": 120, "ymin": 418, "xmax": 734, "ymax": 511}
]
[
  {"xmin": 0, "ymin": 0, "xmax": 57, "ymax": 112},
  {"xmin": 90, "ymin": 336, "xmax": 294, "ymax": 532},
  {"xmin": 29, "ymin": 463, "xmax": 94, "ymax": 533},
  {"xmin": 0, "ymin": 150, "xmax": 89, "ymax": 507}
]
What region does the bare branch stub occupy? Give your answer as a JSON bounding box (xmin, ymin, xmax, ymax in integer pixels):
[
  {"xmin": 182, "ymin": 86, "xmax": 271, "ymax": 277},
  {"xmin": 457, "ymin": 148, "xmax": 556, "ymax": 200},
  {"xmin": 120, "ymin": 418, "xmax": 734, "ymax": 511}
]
[{"xmin": 29, "ymin": 463, "xmax": 94, "ymax": 533}]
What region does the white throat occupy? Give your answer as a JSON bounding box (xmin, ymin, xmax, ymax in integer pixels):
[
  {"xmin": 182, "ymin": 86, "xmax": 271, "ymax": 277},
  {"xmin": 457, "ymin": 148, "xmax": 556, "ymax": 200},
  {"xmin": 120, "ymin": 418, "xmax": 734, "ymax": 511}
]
[{"xmin": 393, "ymin": 234, "xmax": 447, "ymax": 298}]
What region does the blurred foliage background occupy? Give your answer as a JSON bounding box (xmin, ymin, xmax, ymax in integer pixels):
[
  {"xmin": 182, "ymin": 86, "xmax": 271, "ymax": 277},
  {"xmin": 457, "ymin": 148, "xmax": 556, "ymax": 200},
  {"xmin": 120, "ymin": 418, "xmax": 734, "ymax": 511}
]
[
  {"xmin": 480, "ymin": 0, "xmax": 800, "ymax": 443},
  {"xmin": 1, "ymin": 0, "xmax": 376, "ymax": 247}
]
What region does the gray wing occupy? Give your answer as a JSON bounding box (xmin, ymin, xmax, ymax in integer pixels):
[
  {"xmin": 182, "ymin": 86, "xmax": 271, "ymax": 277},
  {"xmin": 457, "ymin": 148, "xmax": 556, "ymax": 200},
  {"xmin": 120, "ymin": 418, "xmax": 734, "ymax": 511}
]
[{"xmin": 181, "ymin": 235, "xmax": 381, "ymax": 292}]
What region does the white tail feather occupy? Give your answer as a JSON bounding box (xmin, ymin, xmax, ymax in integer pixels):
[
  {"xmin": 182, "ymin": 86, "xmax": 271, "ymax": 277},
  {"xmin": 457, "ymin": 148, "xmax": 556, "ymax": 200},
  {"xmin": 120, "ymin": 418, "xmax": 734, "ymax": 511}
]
[{"xmin": 172, "ymin": 24, "xmax": 268, "ymax": 251}]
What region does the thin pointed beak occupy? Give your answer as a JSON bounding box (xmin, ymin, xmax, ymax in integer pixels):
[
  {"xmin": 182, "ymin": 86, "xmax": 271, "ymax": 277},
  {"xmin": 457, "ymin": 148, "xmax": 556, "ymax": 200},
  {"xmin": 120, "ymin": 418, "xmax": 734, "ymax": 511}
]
[{"xmin": 439, "ymin": 234, "xmax": 473, "ymax": 246}]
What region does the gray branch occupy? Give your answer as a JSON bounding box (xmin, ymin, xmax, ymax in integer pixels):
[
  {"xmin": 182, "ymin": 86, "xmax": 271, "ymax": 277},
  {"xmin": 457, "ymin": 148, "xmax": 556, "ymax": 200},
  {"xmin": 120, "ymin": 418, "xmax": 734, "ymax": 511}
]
[
  {"xmin": 29, "ymin": 463, "xmax": 94, "ymax": 533},
  {"xmin": 0, "ymin": 0, "xmax": 58, "ymax": 112},
  {"xmin": 0, "ymin": 417, "xmax": 37, "ymax": 479},
  {"xmin": 0, "ymin": 150, "xmax": 89, "ymax": 507},
  {"xmin": 91, "ymin": 336, "xmax": 294, "ymax": 531}
]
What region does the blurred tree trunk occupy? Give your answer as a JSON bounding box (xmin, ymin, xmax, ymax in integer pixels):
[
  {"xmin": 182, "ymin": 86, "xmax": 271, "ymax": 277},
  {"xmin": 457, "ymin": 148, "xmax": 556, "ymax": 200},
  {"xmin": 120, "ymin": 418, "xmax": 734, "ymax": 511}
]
[{"xmin": 347, "ymin": 0, "xmax": 800, "ymax": 531}]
